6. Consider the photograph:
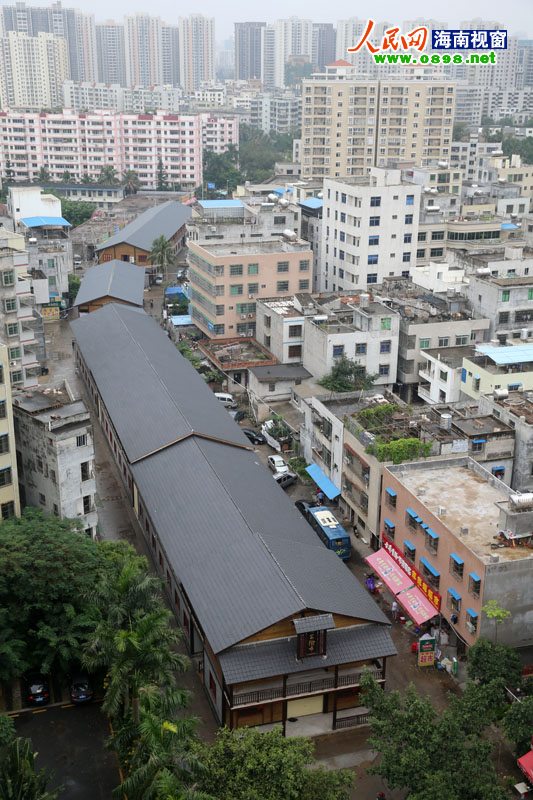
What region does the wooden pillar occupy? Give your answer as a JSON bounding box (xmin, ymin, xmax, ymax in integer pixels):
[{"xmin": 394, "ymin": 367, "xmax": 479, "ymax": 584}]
[
  {"xmin": 332, "ymin": 665, "xmax": 339, "ymax": 730},
  {"xmin": 382, "ymin": 657, "xmax": 387, "ymax": 685},
  {"xmin": 282, "ymin": 675, "xmax": 288, "ymax": 737}
]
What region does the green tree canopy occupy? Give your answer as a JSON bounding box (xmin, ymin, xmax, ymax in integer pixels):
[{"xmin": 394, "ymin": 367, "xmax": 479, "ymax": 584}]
[
  {"xmin": 122, "ymin": 170, "xmax": 141, "ymax": 196},
  {"xmin": 502, "ymin": 136, "xmax": 533, "ymax": 165},
  {"xmin": 58, "ymin": 198, "xmax": 96, "ymax": 227},
  {"xmin": 98, "ymin": 165, "xmax": 119, "ymax": 185},
  {"xmin": 238, "ymin": 126, "xmax": 296, "ymax": 183},
  {"xmin": 467, "ymin": 638, "xmax": 522, "ymax": 686},
  {"xmin": 361, "ymin": 674, "xmax": 508, "ymax": 800},
  {"xmin": 150, "ymin": 235, "xmax": 175, "ymax": 277},
  {"xmin": 0, "ymin": 737, "xmax": 60, "ymax": 800},
  {"xmin": 318, "ymin": 356, "xmax": 376, "ymax": 393},
  {"xmin": 196, "ymin": 727, "xmax": 352, "ymax": 800},
  {"xmin": 156, "ymin": 157, "xmax": 168, "ymax": 191},
  {"xmin": 503, "ymin": 696, "xmax": 533, "ymax": 756},
  {"xmin": 202, "ymin": 146, "xmax": 243, "ymax": 193}
]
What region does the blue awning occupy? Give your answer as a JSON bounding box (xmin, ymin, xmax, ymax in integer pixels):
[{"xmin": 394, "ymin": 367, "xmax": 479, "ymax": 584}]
[
  {"xmin": 170, "ymin": 315, "xmax": 192, "ymax": 326},
  {"xmin": 491, "ymin": 465, "xmax": 505, "ymax": 473},
  {"xmin": 473, "ymin": 438, "xmax": 486, "ymax": 444},
  {"xmin": 414, "ymin": 515, "xmax": 422, "ymax": 523},
  {"xmin": 467, "ymin": 608, "xmax": 478, "ymax": 618},
  {"xmin": 448, "ymin": 588, "xmax": 461, "ymax": 601},
  {"xmin": 384, "ymin": 518, "xmax": 395, "ymax": 529},
  {"xmin": 420, "ymin": 557, "xmax": 439, "ymax": 577},
  {"xmin": 305, "ymin": 463, "xmax": 340, "ymax": 500},
  {"xmin": 420, "ymin": 523, "xmax": 429, "ymax": 531},
  {"xmin": 386, "ymin": 487, "xmax": 397, "ymax": 497},
  {"xmin": 20, "ymin": 215, "xmax": 71, "ymax": 227},
  {"xmin": 450, "ymin": 553, "xmax": 464, "ymax": 566},
  {"xmin": 406, "ymin": 508, "xmax": 417, "ymax": 518},
  {"xmin": 425, "ymin": 528, "xmax": 439, "ymax": 540},
  {"xmin": 403, "ymin": 539, "xmax": 415, "ymax": 550},
  {"xmin": 469, "ymin": 572, "xmax": 481, "ymax": 583}
]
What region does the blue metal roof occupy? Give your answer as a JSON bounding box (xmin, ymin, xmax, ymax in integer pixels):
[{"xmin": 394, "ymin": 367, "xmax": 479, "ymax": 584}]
[
  {"xmin": 20, "ymin": 215, "xmax": 71, "ymax": 227},
  {"xmin": 501, "ymin": 222, "xmax": 519, "ymax": 230},
  {"xmin": 476, "ymin": 343, "xmax": 533, "ymax": 366},
  {"xmin": 300, "ymin": 197, "xmax": 323, "ymax": 209},
  {"xmin": 305, "ymin": 463, "xmax": 341, "ymax": 500},
  {"xmin": 170, "ymin": 315, "xmax": 193, "ymax": 326},
  {"xmin": 198, "ymin": 199, "xmax": 243, "ymax": 208}
]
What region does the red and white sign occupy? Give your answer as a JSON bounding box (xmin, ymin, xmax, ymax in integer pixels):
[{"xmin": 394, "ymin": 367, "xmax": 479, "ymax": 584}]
[
  {"xmin": 365, "ymin": 549, "xmax": 414, "ymax": 595},
  {"xmin": 382, "ymin": 535, "xmax": 441, "ymax": 612}
]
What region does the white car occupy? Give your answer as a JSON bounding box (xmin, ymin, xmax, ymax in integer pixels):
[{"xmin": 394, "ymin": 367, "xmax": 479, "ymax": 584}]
[{"xmin": 268, "ymin": 454, "xmax": 289, "ymax": 475}]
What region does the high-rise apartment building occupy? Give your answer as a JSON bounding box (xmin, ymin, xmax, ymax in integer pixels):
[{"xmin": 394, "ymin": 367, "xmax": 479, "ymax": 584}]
[
  {"xmin": 312, "ymin": 23, "xmax": 336, "ymax": 71},
  {"xmin": 0, "ymin": 31, "xmax": 69, "ymax": 108},
  {"xmin": 261, "ymin": 25, "xmax": 276, "ymax": 89},
  {"xmin": 161, "ymin": 25, "xmax": 180, "ymax": 86},
  {"xmin": 319, "ymin": 168, "xmax": 421, "ymax": 292},
  {"xmin": 179, "ymin": 15, "xmax": 215, "ymax": 93},
  {"xmin": 124, "ymin": 14, "xmax": 164, "ymax": 86},
  {"xmin": 0, "ymin": 345, "xmax": 20, "ymax": 523},
  {"xmin": 272, "ymin": 17, "xmax": 313, "ymax": 88},
  {"xmin": 96, "ymin": 21, "xmax": 126, "ymax": 86},
  {"xmin": 1, "ymin": 1, "xmax": 97, "ymax": 82},
  {"xmin": 301, "ymin": 64, "xmax": 455, "ymax": 180},
  {"xmin": 235, "ymin": 22, "xmax": 265, "ymax": 81}
]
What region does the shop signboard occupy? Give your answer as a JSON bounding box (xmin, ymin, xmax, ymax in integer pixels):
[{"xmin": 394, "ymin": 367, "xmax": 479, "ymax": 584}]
[{"xmin": 382, "ymin": 534, "xmax": 441, "ymax": 612}]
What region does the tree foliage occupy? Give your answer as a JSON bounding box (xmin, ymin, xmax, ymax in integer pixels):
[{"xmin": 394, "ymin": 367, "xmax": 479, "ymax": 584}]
[
  {"xmin": 361, "ymin": 674, "xmax": 508, "ymax": 800},
  {"xmin": 318, "ymin": 356, "xmax": 376, "ymax": 393},
  {"xmin": 150, "ymin": 235, "xmax": 174, "ymax": 275},
  {"xmin": 202, "ymin": 146, "xmax": 242, "ymax": 193},
  {"xmin": 503, "ymin": 696, "xmax": 533, "ymax": 756},
  {"xmin": 196, "ymin": 727, "xmax": 352, "ymax": 800},
  {"xmin": 502, "ymin": 136, "xmax": 533, "ymax": 164},
  {"xmin": 122, "ymin": 170, "xmax": 141, "ymax": 196},
  {"xmin": 58, "ymin": 198, "xmax": 96, "ymax": 227},
  {"xmin": 156, "ymin": 157, "xmax": 168, "ymax": 191},
  {"xmin": 0, "ymin": 715, "xmax": 15, "ymax": 747},
  {"xmin": 98, "ymin": 165, "xmax": 119, "ymax": 185},
  {"xmin": 366, "ymin": 438, "xmax": 432, "ymax": 464},
  {"xmin": 68, "ymin": 273, "xmax": 81, "ymax": 304},
  {"xmin": 467, "ymin": 638, "xmax": 522, "ymax": 689},
  {"xmin": 239, "ymin": 126, "xmax": 296, "ymax": 183},
  {"xmin": 0, "ymin": 737, "xmax": 60, "ymax": 800}
]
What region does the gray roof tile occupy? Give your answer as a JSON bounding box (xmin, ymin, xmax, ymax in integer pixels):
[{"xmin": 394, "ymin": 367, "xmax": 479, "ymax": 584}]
[
  {"xmin": 95, "ymin": 201, "xmax": 191, "ymax": 252},
  {"xmin": 74, "ymin": 260, "xmax": 145, "ymax": 308}
]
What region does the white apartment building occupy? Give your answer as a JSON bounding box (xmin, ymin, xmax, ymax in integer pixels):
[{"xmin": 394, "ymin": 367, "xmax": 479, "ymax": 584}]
[
  {"xmin": 260, "ymin": 25, "xmax": 276, "ymax": 90},
  {"xmin": 454, "ymin": 84, "xmax": 486, "ymax": 126},
  {"xmin": 484, "ymin": 88, "xmax": 533, "ymax": 123},
  {"xmin": 0, "ymin": 110, "xmax": 204, "ymax": 189},
  {"xmin": 272, "ymin": 17, "xmax": 313, "ymax": 88},
  {"xmin": 449, "ymin": 134, "xmax": 504, "ymax": 182},
  {"xmin": 250, "ymin": 93, "xmax": 302, "ymax": 135},
  {"xmin": 417, "ymin": 346, "xmax": 474, "ymax": 404},
  {"xmin": 96, "ymin": 21, "xmax": 126, "ymax": 86},
  {"xmin": 0, "ymin": 31, "xmax": 69, "ymax": 109},
  {"xmin": 194, "ymin": 86, "xmax": 226, "ymax": 108},
  {"xmin": 320, "ymin": 169, "xmax": 421, "ymax": 291},
  {"xmin": 179, "ymin": 15, "xmax": 215, "ymax": 93},
  {"xmin": 124, "ymin": 14, "xmax": 164, "ymax": 87},
  {"xmin": 0, "ymin": 344, "xmax": 21, "ymax": 522},
  {"xmin": 62, "ymin": 82, "xmax": 184, "ymax": 113},
  {"xmin": 301, "ymin": 65, "xmax": 455, "ymax": 180},
  {"xmin": 465, "ymin": 255, "xmax": 533, "ymax": 340},
  {"xmin": 13, "ymin": 386, "xmax": 98, "ymax": 538},
  {"xmin": 200, "ymin": 114, "xmax": 239, "ymax": 155}
]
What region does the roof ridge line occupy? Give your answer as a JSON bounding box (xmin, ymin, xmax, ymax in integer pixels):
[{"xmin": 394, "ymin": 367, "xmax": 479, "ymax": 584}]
[
  {"xmin": 130, "ymin": 429, "xmax": 252, "ymax": 464},
  {"xmin": 256, "ymin": 531, "xmax": 306, "ymax": 608}
]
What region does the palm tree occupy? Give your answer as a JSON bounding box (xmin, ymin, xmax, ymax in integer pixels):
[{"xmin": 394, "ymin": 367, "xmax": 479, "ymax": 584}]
[
  {"xmin": 149, "ymin": 235, "xmax": 175, "ymax": 282},
  {"xmin": 88, "ymin": 558, "xmax": 164, "ymax": 629},
  {"xmin": 98, "ymin": 165, "xmax": 119, "ymax": 185},
  {"xmin": 81, "ymin": 172, "xmax": 93, "ymax": 185},
  {"xmin": 0, "ymin": 737, "xmax": 60, "ymax": 800},
  {"xmin": 122, "ymin": 170, "xmax": 141, "ymax": 196}
]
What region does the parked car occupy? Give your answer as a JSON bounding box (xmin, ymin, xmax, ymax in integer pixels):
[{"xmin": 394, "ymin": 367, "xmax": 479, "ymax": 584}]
[
  {"xmin": 24, "ymin": 673, "xmax": 50, "ymax": 706},
  {"xmin": 268, "ymin": 454, "xmax": 289, "ymax": 475},
  {"xmin": 294, "ymin": 500, "xmax": 312, "ymax": 517},
  {"xmin": 154, "ymin": 274, "xmax": 164, "ymax": 285},
  {"xmin": 70, "ymin": 674, "xmax": 93, "ymax": 705},
  {"xmin": 214, "ymin": 392, "xmax": 237, "ymax": 409},
  {"xmin": 273, "ymin": 471, "xmax": 298, "ymax": 490},
  {"xmin": 230, "ymin": 409, "xmax": 247, "ymax": 423},
  {"xmin": 242, "ymin": 428, "xmax": 266, "ymax": 445}
]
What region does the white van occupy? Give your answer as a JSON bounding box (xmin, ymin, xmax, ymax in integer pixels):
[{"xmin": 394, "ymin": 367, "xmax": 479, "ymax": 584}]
[{"xmin": 214, "ymin": 392, "xmax": 237, "ymax": 409}]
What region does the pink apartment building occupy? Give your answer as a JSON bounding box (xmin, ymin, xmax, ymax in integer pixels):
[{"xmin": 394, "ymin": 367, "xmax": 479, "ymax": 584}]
[
  {"xmin": 378, "ymin": 457, "xmax": 533, "ymax": 652},
  {"xmin": 0, "ymin": 109, "xmax": 236, "ymax": 189},
  {"xmin": 188, "ymin": 238, "xmax": 313, "ymax": 339}
]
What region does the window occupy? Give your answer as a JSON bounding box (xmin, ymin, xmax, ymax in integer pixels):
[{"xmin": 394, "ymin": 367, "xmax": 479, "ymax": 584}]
[
  {"xmin": 81, "ymin": 461, "xmax": 90, "ymax": 481},
  {"xmin": 39, "ymin": 493, "xmax": 46, "ymax": 505},
  {"xmin": 529, "ymin": 288, "xmax": 533, "ymax": 301},
  {"xmin": 430, "ymin": 248, "xmax": 444, "ymax": 258},
  {"xmin": 379, "ymin": 364, "xmax": 390, "ymax": 376},
  {"xmin": 0, "ymin": 468, "xmax": 12, "ymax": 487},
  {"xmin": 417, "ymin": 249, "xmax": 425, "ymax": 258},
  {"xmin": 424, "ymin": 529, "xmax": 439, "ymax": 554},
  {"xmin": 83, "ymin": 495, "xmax": 92, "ymax": 514},
  {"xmin": 288, "ymin": 325, "xmax": 302, "ymax": 338},
  {"xmin": 369, "ymin": 216, "xmax": 380, "ymax": 227},
  {"xmin": 402, "ymin": 252, "xmax": 411, "ymax": 263},
  {"xmin": 385, "ymin": 488, "xmax": 396, "ymax": 508},
  {"xmin": 277, "ymin": 261, "xmax": 289, "ymax": 272},
  {"xmin": 420, "ymin": 558, "xmax": 440, "ymax": 589},
  {"xmin": 404, "ymin": 233, "xmax": 412, "ymax": 244},
  {"xmin": 230, "ymin": 284, "xmax": 243, "ymax": 295},
  {"xmin": 209, "ymin": 672, "xmax": 217, "ymax": 700},
  {"xmin": 9, "ymin": 347, "xmax": 21, "ymax": 360},
  {"xmin": 439, "ymin": 370, "xmax": 447, "ymax": 382},
  {"xmin": 368, "ymin": 235, "xmax": 379, "ymax": 246},
  {"xmin": 447, "ymin": 589, "xmax": 461, "ymax": 613},
  {"xmin": 0, "ymin": 401, "xmax": 6, "ymax": 419},
  {"xmin": 406, "ymin": 195, "xmax": 414, "ymax": 205},
  {"xmin": 381, "ymin": 317, "xmax": 391, "ymax": 330},
  {"xmin": 355, "ymin": 343, "xmax": 367, "ymax": 355},
  {"xmin": 455, "ymin": 335, "xmax": 468, "ymax": 346},
  {"xmin": 299, "ymin": 260, "xmax": 310, "ymax": 271},
  {"xmin": 4, "ymin": 298, "xmax": 17, "ymax": 313},
  {"xmin": 247, "ymin": 283, "xmax": 258, "ymax": 294},
  {"xmin": 405, "ymin": 214, "xmax": 413, "ymax": 224},
  {"xmin": 341, "ymin": 193, "xmax": 347, "ymax": 203},
  {"xmin": 380, "ymin": 340, "xmax": 391, "ymax": 353},
  {"xmin": 277, "ymin": 281, "xmax": 289, "ymax": 292},
  {"xmin": 288, "ymin": 344, "xmax": 302, "ymax": 358},
  {"xmin": 384, "ymin": 519, "xmax": 395, "ymax": 538},
  {"xmin": 498, "ymin": 312, "xmax": 509, "ymax": 324},
  {"xmin": 1, "ymin": 502, "xmax": 15, "ymax": 520},
  {"xmin": 229, "ymin": 264, "xmax": 243, "ymax": 276},
  {"xmin": 501, "ymin": 290, "xmax": 510, "ymax": 302},
  {"xmin": 274, "ymin": 216, "xmax": 286, "ymax": 225},
  {"xmin": 2, "ymin": 271, "xmax": 14, "ymax": 286},
  {"xmin": 468, "ymin": 573, "xmax": 481, "ymax": 597},
  {"xmin": 438, "ymin": 337, "xmax": 449, "ymax": 347},
  {"xmin": 6, "ymin": 323, "xmax": 19, "ymax": 337},
  {"xmin": 370, "ymin": 196, "xmax": 381, "ymax": 207},
  {"xmin": 268, "ymin": 382, "xmax": 276, "ymax": 392},
  {"xmin": 0, "ymin": 435, "xmax": 9, "ymax": 455},
  {"xmin": 432, "ymin": 230, "xmax": 445, "ymax": 240},
  {"xmin": 299, "ymin": 279, "xmax": 309, "ymax": 290},
  {"xmin": 404, "ymin": 541, "xmax": 416, "ymax": 561},
  {"xmin": 368, "ymin": 254, "xmax": 378, "ymax": 265},
  {"xmin": 367, "ymin": 273, "xmax": 378, "ymax": 284},
  {"xmin": 418, "ymin": 232, "xmax": 427, "ymax": 242},
  {"xmin": 450, "ymin": 553, "xmax": 464, "ymax": 580},
  {"xmin": 333, "ymin": 345, "xmax": 345, "ymax": 358},
  {"xmin": 466, "ymin": 609, "xmax": 478, "ymax": 633},
  {"xmin": 76, "ymin": 434, "xmax": 87, "ymax": 447},
  {"xmin": 340, "ymin": 212, "xmax": 346, "ymax": 223},
  {"xmin": 247, "ymin": 263, "xmax": 258, "ymax": 274}
]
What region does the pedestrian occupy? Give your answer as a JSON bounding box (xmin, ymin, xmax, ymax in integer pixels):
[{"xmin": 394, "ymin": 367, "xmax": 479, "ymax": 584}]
[
  {"xmin": 316, "ymin": 489, "xmax": 325, "ymax": 505},
  {"xmin": 376, "ymin": 793, "xmax": 387, "ymax": 800},
  {"xmin": 150, "ymin": 299, "xmax": 154, "ymax": 310},
  {"xmin": 391, "ymin": 600, "xmax": 399, "ymax": 621}
]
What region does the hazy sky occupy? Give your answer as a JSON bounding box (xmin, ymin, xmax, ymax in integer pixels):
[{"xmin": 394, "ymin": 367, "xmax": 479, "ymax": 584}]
[{"xmin": 26, "ymin": 0, "xmax": 533, "ymax": 40}]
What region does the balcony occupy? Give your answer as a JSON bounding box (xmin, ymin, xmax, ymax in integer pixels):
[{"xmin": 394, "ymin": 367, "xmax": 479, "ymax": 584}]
[
  {"xmin": 231, "ymin": 666, "xmax": 384, "ymax": 708},
  {"xmin": 418, "ymin": 384, "xmax": 433, "ymax": 404}
]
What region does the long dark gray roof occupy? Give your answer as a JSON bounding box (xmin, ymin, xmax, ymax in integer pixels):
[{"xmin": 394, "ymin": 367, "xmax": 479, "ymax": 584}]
[
  {"xmin": 250, "ymin": 365, "xmax": 312, "ymax": 382},
  {"xmin": 70, "ymin": 305, "xmax": 249, "ymax": 462},
  {"xmin": 72, "ymin": 305, "xmax": 392, "ymax": 656},
  {"xmin": 74, "ymin": 260, "xmax": 145, "ymax": 308},
  {"xmin": 219, "ymin": 625, "xmax": 397, "ymax": 683},
  {"xmin": 95, "ymin": 201, "xmax": 191, "ymax": 252}
]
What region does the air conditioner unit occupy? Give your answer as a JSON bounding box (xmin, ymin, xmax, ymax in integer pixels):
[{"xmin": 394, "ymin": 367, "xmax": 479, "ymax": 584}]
[
  {"xmin": 248, "ymin": 313, "xmax": 253, "ymax": 318},
  {"xmin": 248, "ymin": 294, "xmax": 254, "ymax": 299},
  {"xmin": 239, "ymin": 332, "xmax": 246, "ymax": 337},
  {"xmin": 240, "ymin": 314, "xmax": 247, "ymax": 319}
]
